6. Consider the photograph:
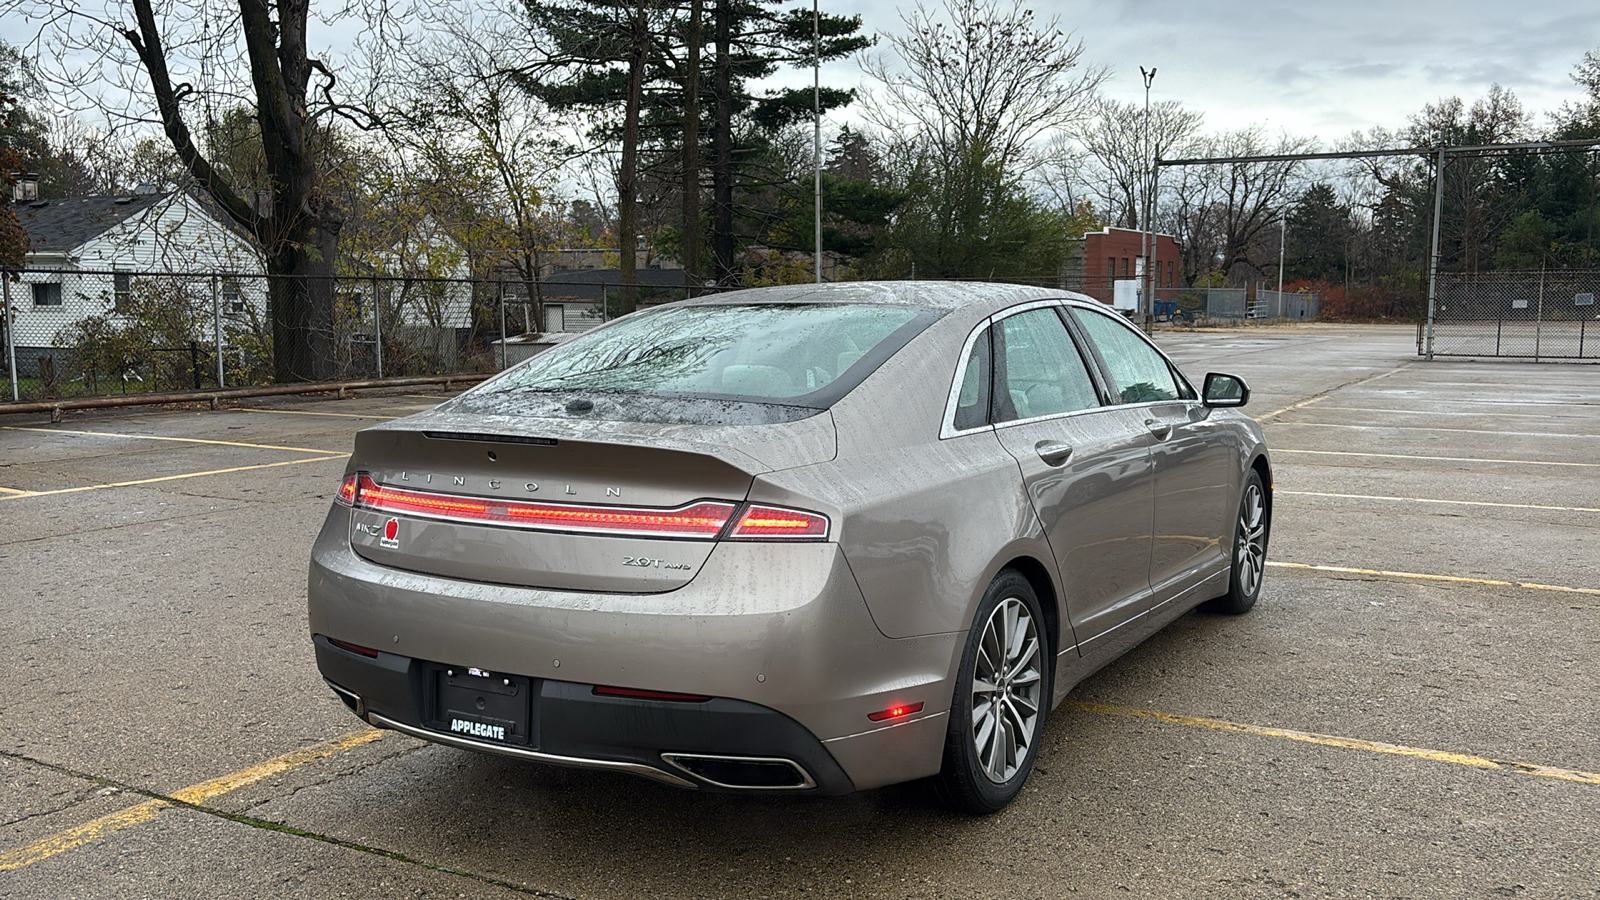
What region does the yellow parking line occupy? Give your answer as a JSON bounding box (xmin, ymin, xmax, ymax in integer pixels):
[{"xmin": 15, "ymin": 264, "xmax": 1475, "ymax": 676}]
[
  {"xmin": 1274, "ymin": 448, "xmax": 1600, "ymax": 468},
  {"xmin": 0, "ymin": 455, "xmax": 349, "ymax": 500},
  {"xmin": 0, "ymin": 485, "xmax": 29, "ymax": 496},
  {"xmin": 1271, "ymin": 421, "xmax": 1598, "ymax": 440},
  {"xmin": 1068, "ymin": 702, "xmax": 1600, "ymax": 786},
  {"xmin": 238, "ymin": 408, "xmax": 399, "ymax": 421},
  {"xmin": 1307, "ymin": 405, "xmax": 1590, "ymax": 422},
  {"xmin": 0, "ymin": 729, "xmax": 388, "ymax": 873},
  {"xmin": 1267, "ymin": 561, "xmax": 1600, "ymax": 596},
  {"xmin": 1255, "ymin": 395, "xmax": 1327, "ymax": 422},
  {"xmin": 1, "ymin": 425, "xmax": 341, "ymax": 455},
  {"xmin": 1279, "ymin": 490, "xmax": 1600, "ymax": 514}
]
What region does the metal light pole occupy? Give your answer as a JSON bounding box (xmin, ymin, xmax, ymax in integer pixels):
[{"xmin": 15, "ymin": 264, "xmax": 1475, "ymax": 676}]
[
  {"xmin": 1277, "ymin": 213, "xmax": 1286, "ymax": 309},
  {"xmin": 813, "ymin": 0, "xmax": 823, "ymax": 284},
  {"xmin": 1139, "ymin": 66, "xmax": 1156, "ymax": 330},
  {"xmin": 1424, "ymin": 146, "xmax": 1446, "ymax": 360}
]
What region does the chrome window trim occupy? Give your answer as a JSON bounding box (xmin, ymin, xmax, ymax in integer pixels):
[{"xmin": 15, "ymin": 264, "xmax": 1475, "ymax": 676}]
[
  {"xmin": 939, "ymin": 313, "xmax": 999, "ymax": 440},
  {"xmin": 991, "ymin": 400, "xmax": 1121, "ymax": 433}
]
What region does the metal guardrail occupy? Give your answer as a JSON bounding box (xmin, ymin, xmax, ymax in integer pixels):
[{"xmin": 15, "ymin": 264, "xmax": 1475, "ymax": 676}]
[{"xmin": 0, "ymin": 373, "xmax": 489, "ymax": 422}]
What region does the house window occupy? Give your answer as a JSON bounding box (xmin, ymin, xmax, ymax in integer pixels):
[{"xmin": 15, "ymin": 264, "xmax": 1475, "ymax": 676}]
[
  {"xmin": 1107, "ymin": 257, "xmax": 1115, "ymax": 283},
  {"xmin": 113, "ymin": 272, "xmax": 132, "ymax": 311},
  {"xmin": 32, "ymin": 282, "xmax": 62, "ymax": 307},
  {"xmin": 1121, "ymin": 258, "xmax": 1130, "ymax": 277},
  {"xmin": 1167, "ymin": 261, "xmax": 1174, "ymax": 287},
  {"xmin": 221, "ymin": 279, "xmax": 244, "ymax": 313}
]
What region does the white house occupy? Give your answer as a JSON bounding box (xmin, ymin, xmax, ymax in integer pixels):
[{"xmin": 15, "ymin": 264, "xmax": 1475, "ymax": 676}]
[{"xmin": 7, "ymin": 188, "xmax": 266, "ymax": 373}]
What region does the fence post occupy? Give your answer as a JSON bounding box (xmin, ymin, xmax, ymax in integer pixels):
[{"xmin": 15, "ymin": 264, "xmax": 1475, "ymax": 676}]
[
  {"xmin": 4, "ymin": 277, "xmax": 16, "ymax": 401},
  {"xmin": 1535, "ymin": 266, "xmax": 1544, "ymax": 362},
  {"xmin": 211, "ymin": 275, "xmax": 225, "ymax": 388},
  {"xmin": 498, "ymin": 280, "xmax": 508, "ymax": 370},
  {"xmin": 373, "ymin": 277, "xmax": 384, "ymax": 379}
]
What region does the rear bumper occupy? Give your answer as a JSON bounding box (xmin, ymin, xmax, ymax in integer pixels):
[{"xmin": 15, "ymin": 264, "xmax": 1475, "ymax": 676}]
[
  {"xmin": 307, "ymin": 507, "xmax": 959, "ymax": 792},
  {"xmin": 315, "ymin": 635, "xmax": 859, "ymax": 792}
]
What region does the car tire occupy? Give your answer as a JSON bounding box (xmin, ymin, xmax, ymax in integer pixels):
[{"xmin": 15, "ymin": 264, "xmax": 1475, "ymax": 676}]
[
  {"xmin": 1202, "ymin": 468, "xmax": 1268, "ymax": 615},
  {"xmin": 933, "ymin": 569, "xmax": 1052, "ymax": 814}
]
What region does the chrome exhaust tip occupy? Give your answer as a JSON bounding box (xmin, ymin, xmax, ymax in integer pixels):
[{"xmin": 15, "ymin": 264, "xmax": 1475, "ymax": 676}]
[{"xmin": 660, "ymin": 753, "xmax": 817, "ymax": 790}]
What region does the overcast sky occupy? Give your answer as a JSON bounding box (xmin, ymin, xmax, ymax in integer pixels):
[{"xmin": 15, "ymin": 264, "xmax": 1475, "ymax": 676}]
[
  {"xmin": 819, "ymin": 0, "xmax": 1598, "ymax": 143},
  {"xmin": 4, "ymin": 0, "xmax": 1595, "ymax": 147}
]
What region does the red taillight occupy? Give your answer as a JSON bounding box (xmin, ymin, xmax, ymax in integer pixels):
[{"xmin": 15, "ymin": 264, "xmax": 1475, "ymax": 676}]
[
  {"xmin": 867, "ymin": 701, "xmax": 924, "ymax": 722},
  {"xmin": 351, "ymin": 474, "xmax": 736, "ymax": 539},
  {"xmin": 593, "ymin": 685, "xmax": 712, "ymax": 702},
  {"xmin": 727, "ymin": 504, "xmax": 830, "ymax": 540},
  {"xmin": 335, "ymin": 473, "xmax": 359, "ymax": 507}
]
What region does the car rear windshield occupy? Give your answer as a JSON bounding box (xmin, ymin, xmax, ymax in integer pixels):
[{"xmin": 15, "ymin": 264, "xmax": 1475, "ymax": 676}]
[{"xmin": 472, "ymin": 302, "xmax": 938, "ymax": 418}]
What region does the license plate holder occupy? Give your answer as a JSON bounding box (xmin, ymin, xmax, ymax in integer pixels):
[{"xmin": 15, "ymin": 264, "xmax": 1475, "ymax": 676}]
[{"xmin": 427, "ymin": 665, "xmax": 534, "ymax": 746}]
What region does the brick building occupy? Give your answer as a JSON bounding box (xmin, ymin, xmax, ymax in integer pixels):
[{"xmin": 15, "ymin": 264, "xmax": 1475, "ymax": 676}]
[{"xmin": 1079, "ymin": 226, "xmax": 1181, "ymax": 307}]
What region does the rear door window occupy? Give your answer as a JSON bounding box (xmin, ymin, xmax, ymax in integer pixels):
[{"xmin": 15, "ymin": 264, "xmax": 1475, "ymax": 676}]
[{"xmin": 993, "ymin": 308, "xmax": 1101, "ymax": 423}]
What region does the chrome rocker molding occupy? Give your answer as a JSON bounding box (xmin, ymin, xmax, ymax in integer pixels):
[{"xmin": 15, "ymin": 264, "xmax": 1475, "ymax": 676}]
[
  {"xmin": 659, "ymin": 752, "xmax": 819, "ymax": 790},
  {"xmin": 365, "ymin": 711, "xmax": 699, "ymax": 789}
]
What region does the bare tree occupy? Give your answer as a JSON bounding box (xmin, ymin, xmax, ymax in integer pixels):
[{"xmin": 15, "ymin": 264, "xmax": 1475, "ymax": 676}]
[
  {"xmin": 1074, "ymin": 98, "xmax": 1202, "ymax": 229},
  {"xmin": 381, "ymin": 4, "xmax": 579, "ymax": 332},
  {"xmin": 861, "ymin": 0, "xmax": 1105, "ymax": 175},
  {"xmin": 15, "ymin": 0, "xmax": 388, "ymax": 381},
  {"xmin": 1160, "ymin": 128, "xmax": 1315, "ymax": 284}
]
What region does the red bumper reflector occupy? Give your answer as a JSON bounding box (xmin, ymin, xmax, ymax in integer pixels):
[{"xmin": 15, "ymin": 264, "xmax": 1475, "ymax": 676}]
[
  {"xmin": 328, "ymin": 637, "xmax": 380, "ymax": 658},
  {"xmin": 593, "ymin": 685, "xmax": 712, "ymax": 702},
  {"xmin": 868, "ymin": 702, "xmax": 924, "ymax": 722}
]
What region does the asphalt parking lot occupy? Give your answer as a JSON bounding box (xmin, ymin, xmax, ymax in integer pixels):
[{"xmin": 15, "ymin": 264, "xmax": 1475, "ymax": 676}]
[{"xmin": 2, "ymin": 323, "xmax": 1596, "ymax": 899}]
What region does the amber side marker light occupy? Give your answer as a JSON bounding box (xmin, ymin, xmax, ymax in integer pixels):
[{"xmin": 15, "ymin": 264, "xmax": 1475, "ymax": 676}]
[{"xmin": 867, "ymin": 702, "xmax": 924, "ymax": 722}]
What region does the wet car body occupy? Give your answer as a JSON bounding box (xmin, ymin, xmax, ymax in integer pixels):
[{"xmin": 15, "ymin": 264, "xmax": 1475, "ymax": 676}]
[{"xmin": 308, "ymin": 281, "xmax": 1271, "ymax": 810}]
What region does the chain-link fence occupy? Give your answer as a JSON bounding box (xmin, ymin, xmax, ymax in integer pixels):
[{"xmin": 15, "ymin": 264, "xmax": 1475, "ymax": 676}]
[
  {"xmin": 1, "ymin": 268, "xmax": 701, "ymax": 403},
  {"xmin": 1425, "ymin": 270, "xmax": 1600, "ymax": 360},
  {"xmin": 1183, "ymin": 288, "xmax": 1318, "ymax": 323}
]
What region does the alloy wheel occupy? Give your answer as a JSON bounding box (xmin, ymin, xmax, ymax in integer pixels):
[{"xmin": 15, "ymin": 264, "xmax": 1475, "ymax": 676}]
[
  {"xmin": 970, "ymin": 597, "xmax": 1043, "ymax": 784},
  {"xmin": 1235, "ymin": 481, "xmax": 1266, "ymax": 598}
]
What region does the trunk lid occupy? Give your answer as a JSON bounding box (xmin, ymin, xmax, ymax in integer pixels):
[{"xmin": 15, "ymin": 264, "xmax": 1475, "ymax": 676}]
[{"xmin": 344, "ymin": 409, "xmax": 835, "ymax": 593}]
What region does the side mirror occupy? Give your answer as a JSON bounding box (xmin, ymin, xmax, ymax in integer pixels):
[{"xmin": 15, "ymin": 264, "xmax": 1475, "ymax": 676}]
[{"xmin": 1202, "ymin": 372, "xmax": 1250, "ymax": 408}]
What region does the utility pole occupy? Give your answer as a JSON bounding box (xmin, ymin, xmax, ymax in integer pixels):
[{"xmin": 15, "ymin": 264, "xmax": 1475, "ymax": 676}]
[
  {"xmin": 813, "ymin": 0, "xmax": 823, "ymax": 284},
  {"xmin": 1140, "ymin": 66, "xmax": 1156, "ymax": 331}
]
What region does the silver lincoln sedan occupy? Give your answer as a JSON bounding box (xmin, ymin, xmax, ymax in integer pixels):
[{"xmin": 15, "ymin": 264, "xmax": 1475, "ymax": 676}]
[{"xmin": 308, "ymin": 281, "xmax": 1270, "ymax": 813}]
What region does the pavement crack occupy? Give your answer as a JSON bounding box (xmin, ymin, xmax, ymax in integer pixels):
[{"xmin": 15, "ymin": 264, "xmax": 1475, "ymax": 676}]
[
  {"xmin": 0, "ymin": 783, "xmax": 106, "ymax": 829},
  {"xmin": 237, "ymin": 741, "xmax": 429, "ymax": 814},
  {"xmin": 1256, "ymin": 361, "xmax": 1415, "ymax": 424},
  {"xmin": 168, "ymin": 803, "xmax": 577, "ymax": 899}
]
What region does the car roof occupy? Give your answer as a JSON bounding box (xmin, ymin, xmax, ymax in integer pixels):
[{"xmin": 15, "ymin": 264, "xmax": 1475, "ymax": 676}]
[{"xmin": 682, "ymin": 281, "xmax": 1097, "ymax": 317}]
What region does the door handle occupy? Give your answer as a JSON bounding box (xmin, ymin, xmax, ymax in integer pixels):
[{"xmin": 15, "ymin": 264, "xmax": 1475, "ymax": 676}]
[
  {"xmin": 1035, "ymin": 441, "xmax": 1074, "ymax": 466},
  {"xmin": 1144, "ymin": 419, "xmax": 1173, "ymax": 439}
]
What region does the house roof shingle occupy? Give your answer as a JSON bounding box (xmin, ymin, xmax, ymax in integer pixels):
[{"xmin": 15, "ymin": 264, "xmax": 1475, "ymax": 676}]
[
  {"xmin": 539, "ymin": 267, "xmax": 687, "ymax": 301},
  {"xmin": 13, "ymin": 193, "xmax": 170, "ymax": 254}
]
